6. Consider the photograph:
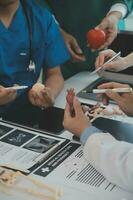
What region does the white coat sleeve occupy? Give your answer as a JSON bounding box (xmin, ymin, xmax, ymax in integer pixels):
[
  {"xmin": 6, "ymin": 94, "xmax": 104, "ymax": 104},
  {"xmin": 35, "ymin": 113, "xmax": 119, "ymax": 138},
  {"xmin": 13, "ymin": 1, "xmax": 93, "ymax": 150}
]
[{"xmin": 83, "ymin": 132, "xmax": 133, "ymax": 193}]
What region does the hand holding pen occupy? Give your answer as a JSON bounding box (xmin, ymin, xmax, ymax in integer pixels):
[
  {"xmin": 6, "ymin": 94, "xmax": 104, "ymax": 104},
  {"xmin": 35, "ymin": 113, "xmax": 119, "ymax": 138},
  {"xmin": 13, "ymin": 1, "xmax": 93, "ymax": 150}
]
[
  {"xmin": 0, "ymin": 85, "xmax": 17, "ymax": 105},
  {"xmin": 95, "ymin": 49, "xmax": 130, "ymax": 72},
  {"xmin": 90, "ymin": 51, "xmax": 121, "ymax": 76},
  {"xmin": 96, "ymin": 82, "xmax": 133, "ymax": 116},
  {"xmin": 93, "ymin": 87, "xmax": 132, "ymax": 94}
]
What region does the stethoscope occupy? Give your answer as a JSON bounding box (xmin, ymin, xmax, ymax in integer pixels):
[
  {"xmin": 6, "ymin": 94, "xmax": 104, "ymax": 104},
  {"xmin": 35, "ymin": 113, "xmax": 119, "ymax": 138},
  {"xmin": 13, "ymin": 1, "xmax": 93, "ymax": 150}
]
[{"xmin": 20, "ymin": 0, "xmax": 36, "ymax": 73}]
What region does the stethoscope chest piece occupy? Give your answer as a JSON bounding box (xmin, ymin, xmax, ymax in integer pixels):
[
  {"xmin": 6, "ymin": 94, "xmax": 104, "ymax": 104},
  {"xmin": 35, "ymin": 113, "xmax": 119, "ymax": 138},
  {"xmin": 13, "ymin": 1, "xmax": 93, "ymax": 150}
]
[
  {"xmin": 28, "ymin": 60, "xmax": 36, "ymax": 73},
  {"xmin": 21, "ymin": 0, "xmax": 35, "ymax": 73}
]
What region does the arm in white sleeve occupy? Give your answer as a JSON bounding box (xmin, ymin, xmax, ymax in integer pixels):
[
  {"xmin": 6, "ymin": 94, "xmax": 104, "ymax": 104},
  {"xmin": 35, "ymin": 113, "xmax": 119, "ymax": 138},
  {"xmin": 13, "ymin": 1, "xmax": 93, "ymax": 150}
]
[
  {"xmin": 83, "ymin": 132, "xmax": 133, "ymax": 192},
  {"xmin": 80, "ymin": 126, "xmax": 102, "ymax": 145},
  {"xmin": 108, "ymin": 3, "xmax": 128, "ymax": 18}
]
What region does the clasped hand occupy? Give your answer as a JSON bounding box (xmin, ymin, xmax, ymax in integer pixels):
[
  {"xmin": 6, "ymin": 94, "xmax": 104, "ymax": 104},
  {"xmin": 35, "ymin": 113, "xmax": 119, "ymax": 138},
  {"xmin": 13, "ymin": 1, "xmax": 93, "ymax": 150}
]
[
  {"xmin": 28, "ymin": 83, "xmax": 55, "ymax": 109},
  {"xmin": 0, "ymin": 86, "xmax": 17, "ymax": 106}
]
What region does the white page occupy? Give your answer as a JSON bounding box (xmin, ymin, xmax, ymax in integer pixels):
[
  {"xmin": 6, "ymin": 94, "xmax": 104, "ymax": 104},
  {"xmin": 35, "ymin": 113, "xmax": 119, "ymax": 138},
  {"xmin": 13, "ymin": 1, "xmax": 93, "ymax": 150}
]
[
  {"xmin": 0, "ymin": 121, "xmax": 66, "ymax": 172},
  {"xmin": 33, "ymin": 146, "xmax": 133, "ymax": 200}
]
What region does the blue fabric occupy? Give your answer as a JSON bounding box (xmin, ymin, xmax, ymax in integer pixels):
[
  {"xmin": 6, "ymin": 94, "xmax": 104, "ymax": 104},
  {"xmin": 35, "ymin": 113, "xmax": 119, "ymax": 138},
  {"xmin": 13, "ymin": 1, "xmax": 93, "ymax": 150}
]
[
  {"xmin": 0, "ymin": 0, "xmax": 70, "ymax": 113},
  {"xmin": 80, "ymin": 126, "xmax": 101, "ymax": 145}
]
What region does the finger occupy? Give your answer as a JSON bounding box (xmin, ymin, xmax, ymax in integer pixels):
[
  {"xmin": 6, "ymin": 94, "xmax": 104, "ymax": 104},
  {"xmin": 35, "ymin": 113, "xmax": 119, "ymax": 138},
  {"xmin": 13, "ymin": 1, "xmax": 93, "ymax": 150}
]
[
  {"xmin": 72, "ymin": 55, "xmax": 86, "ymax": 62},
  {"xmin": 104, "ymin": 57, "xmax": 124, "ymax": 72},
  {"xmin": 38, "ymin": 90, "xmax": 45, "ymax": 102},
  {"xmin": 87, "ymin": 44, "xmax": 97, "ymax": 52},
  {"xmin": 102, "ymin": 94, "xmax": 109, "ymax": 105},
  {"xmin": 98, "ymin": 40, "xmax": 114, "ymax": 50},
  {"xmin": 41, "ymin": 90, "xmax": 54, "ymax": 107},
  {"xmin": 103, "ymin": 29, "xmax": 117, "ymax": 47},
  {"xmin": 95, "ymin": 21, "xmax": 107, "ymax": 30},
  {"xmin": 72, "ymin": 53, "xmax": 86, "ymax": 62},
  {"xmin": 89, "ymin": 48, "xmax": 97, "ymax": 52},
  {"xmin": 0, "ymin": 85, "xmax": 4, "ymax": 92},
  {"xmin": 73, "ymin": 97, "xmax": 83, "ymax": 116},
  {"xmin": 2, "ymin": 88, "xmax": 16, "ymax": 96},
  {"xmin": 35, "ymin": 96, "xmax": 43, "ymax": 107},
  {"xmin": 64, "ymin": 103, "xmax": 73, "ymax": 128},
  {"xmin": 103, "ymin": 62, "xmax": 120, "ymax": 71},
  {"xmin": 98, "ymin": 36, "xmax": 114, "ymax": 49},
  {"xmin": 95, "ymin": 49, "xmax": 114, "ymax": 68},
  {"xmin": 97, "ymin": 42, "xmax": 109, "ymax": 50},
  {"xmin": 71, "ymin": 39, "xmax": 83, "ymax": 54},
  {"xmin": 63, "ymin": 103, "xmax": 73, "ymax": 128},
  {"xmin": 64, "ymin": 102, "xmax": 72, "ymax": 119},
  {"xmin": 95, "ymin": 54, "xmax": 105, "ymax": 68},
  {"xmin": 97, "ymin": 82, "xmax": 126, "ymax": 89},
  {"xmin": 30, "ymin": 91, "xmax": 38, "ymax": 106},
  {"xmin": 67, "ymin": 44, "xmax": 86, "ymax": 61},
  {"xmin": 4, "ymin": 88, "xmax": 15, "ymax": 93},
  {"xmin": 98, "ymin": 31, "xmax": 117, "ymax": 50},
  {"xmin": 105, "ymin": 91, "xmax": 122, "ymax": 104},
  {"xmin": 7, "ymin": 92, "xmax": 17, "ymax": 101},
  {"xmin": 104, "ymin": 35, "xmax": 115, "ymax": 46}
]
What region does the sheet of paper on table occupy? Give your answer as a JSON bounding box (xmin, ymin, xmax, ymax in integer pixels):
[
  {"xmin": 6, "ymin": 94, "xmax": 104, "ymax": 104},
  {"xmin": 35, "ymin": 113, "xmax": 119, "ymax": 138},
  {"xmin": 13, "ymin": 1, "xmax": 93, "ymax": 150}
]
[
  {"xmin": 0, "ymin": 120, "xmax": 67, "ymax": 172},
  {"xmin": 0, "ymin": 120, "xmax": 132, "ymax": 200},
  {"xmin": 33, "ymin": 145, "xmax": 133, "ymax": 200}
]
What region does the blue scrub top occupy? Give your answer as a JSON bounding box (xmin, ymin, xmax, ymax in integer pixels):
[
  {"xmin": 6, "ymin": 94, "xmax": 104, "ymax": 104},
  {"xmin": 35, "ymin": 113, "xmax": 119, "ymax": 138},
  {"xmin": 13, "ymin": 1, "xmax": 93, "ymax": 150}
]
[{"xmin": 0, "ymin": 0, "xmax": 70, "ymax": 113}]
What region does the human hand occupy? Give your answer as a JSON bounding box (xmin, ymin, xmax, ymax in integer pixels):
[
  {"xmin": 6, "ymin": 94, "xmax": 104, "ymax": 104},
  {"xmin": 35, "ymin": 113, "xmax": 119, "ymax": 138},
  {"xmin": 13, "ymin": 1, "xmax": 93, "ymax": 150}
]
[
  {"xmin": 28, "ymin": 83, "xmax": 55, "ymax": 108},
  {"xmin": 97, "ymin": 82, "xmax": 133, "ymax": 116},
  {"xmin": 95, "ymin": 49, "xmax": 128, "ymax": 72},
  {"xmin": 63, "ymin": 97, "xmax": 91, "ymax": 137},
  {"xmin": 60, "ymin": 28, "xmax": 86, "ymax": 62},
  {"xmin": 94, "ymin": 11, "xmax": 122, "ymax": 50},
  {"xmin": 0, "ymin": 86, "xmax": 17, "ymax": 105}
]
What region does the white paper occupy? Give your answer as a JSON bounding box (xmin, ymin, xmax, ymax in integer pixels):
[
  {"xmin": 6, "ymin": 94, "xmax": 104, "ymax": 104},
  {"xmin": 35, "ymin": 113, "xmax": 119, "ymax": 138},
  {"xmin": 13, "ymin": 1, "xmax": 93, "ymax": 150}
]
[
  {"xmin": 38, "ymin": 146, "xmax": 133, "ymax": 200},
  {"xmin": 0, "ymin": 121, "xmax": 66, "ymax": 172}
]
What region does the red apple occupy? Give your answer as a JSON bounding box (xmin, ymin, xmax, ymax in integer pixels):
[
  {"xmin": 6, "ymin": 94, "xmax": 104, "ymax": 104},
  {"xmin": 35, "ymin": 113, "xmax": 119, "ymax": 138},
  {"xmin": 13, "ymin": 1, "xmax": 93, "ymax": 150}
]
[{"xmin": 87, "ymin": 29, "xmax": 106, "ymax": 49}]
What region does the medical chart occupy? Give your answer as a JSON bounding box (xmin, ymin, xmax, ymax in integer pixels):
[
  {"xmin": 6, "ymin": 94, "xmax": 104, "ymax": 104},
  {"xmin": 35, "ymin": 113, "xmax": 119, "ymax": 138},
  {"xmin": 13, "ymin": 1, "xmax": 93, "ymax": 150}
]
[
  {"xmin": 34, "ymin": 146, "xmax": 133, "ymax": 200},
  {"xmin": 0, "ymin": 121, "xmax": 67, "ymax": 172}
]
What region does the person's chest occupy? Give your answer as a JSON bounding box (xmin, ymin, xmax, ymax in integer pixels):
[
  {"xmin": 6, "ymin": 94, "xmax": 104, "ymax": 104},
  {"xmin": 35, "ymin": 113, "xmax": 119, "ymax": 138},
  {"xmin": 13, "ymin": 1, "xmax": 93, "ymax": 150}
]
[{"xmin": 0, "ymin": 6, "xmax": 47, "ymax": 86}]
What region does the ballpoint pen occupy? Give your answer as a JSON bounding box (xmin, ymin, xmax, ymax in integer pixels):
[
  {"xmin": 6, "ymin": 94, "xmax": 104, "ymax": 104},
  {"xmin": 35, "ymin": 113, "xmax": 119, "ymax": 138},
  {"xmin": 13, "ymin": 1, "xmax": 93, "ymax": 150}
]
[
  {"xmin": 32, "ymin": 141, "xmax": 62, "ymax": 162},
  {"xmin": 89, "ymin": 51, "xmax": 121, "ymax": 76},
  {"xmin": 6, "ymin": 86, "xmax": 28, "ymax": 90},
  {"xmin": 82, "ymin": 87, "xmax": 133, "ymax": 94},
  {"xmin": 92, "ymin": 87, "xmax": 133, "ymax": 94}
]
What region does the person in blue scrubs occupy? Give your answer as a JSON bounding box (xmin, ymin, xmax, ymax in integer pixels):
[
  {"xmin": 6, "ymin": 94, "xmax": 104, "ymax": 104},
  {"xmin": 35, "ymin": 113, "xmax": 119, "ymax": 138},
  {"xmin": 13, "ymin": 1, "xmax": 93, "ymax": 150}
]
[{"xmin": 0, "ymin": 0, "xmax": 70, "ymax": 117}]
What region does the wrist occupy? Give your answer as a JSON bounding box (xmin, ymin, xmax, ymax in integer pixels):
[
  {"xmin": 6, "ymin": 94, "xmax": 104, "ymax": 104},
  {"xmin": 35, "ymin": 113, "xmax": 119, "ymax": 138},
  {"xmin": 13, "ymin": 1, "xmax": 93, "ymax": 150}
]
[
  {"xmin": 80, "ymin": 126, "xmax": 101, "ymax": 145},
  {"xmin": 46, "ymin": 87, "xmax": 56, "ymax": 101},
  {"xmin": 124, "ymin": 54, "xmax": 133, "ymax": 68},
  {"xmin": 74, "ymin": 121, "xmax": 91, "ymax": 138},
  {"xmin": 60, "ymin": 28, "xmax": 68, "ymax": 37},
  {"xmin": 107, "ymin": 11, "xmax": 122, "ymax": 22},
  {"xmin": 80, "ymin": 124, "xmax": 91, "ymax": 136}
]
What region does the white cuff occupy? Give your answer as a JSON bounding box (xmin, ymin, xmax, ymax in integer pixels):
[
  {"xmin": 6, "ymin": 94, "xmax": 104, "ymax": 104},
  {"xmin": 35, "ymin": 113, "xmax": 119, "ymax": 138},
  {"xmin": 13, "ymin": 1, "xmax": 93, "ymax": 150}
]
[{"xmin": 108, "ymin": 3, "xmax": 128, "ymax": 19}]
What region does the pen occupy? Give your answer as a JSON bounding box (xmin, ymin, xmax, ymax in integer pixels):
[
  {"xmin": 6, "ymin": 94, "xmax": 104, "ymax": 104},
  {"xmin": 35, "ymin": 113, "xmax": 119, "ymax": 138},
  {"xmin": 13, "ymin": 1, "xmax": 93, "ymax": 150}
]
[
  {"xmin": 32, "ymin": 141, "xmax": 62, "ymax": 162},
  {"xmin": 89, "ymin": 51, "xmax": 121, "ymax": 76},
  {"xmin": 6, "ymin": 85, "xmax": 28, "ymax": 90},
  {"xmin": 92, "ymin": 87, "xmax": 133, "ymax": 94}
]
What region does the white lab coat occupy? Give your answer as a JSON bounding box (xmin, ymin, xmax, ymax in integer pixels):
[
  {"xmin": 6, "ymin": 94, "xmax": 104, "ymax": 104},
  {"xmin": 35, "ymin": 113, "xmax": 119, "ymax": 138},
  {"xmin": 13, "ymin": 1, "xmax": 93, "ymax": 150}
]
[{"xmin": 83, "ymin": 132, "xmax": 133, "ymax": 193}]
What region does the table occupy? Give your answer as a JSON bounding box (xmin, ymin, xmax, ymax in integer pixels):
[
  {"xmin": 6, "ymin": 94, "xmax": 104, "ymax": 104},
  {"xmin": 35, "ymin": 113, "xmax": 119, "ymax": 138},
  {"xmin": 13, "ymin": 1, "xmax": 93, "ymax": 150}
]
[
  {"xmin": 0, "ymin": 71, "xmax": 133, "ymax": 200},
  {"xmin": 56, "ymin": 71, "xmax": 133, "ymax": 139}
]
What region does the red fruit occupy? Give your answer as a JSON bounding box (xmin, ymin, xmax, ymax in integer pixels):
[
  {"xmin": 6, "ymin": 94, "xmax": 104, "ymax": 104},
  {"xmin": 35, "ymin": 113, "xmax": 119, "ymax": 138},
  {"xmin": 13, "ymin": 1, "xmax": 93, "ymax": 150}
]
[
  {"xmin": 87, "ymin": 29, "xmax": 106, "ymax": 49},
  {"xmin": 66, "ymin": 88, "xmax": 75, "ymax": 106}
]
